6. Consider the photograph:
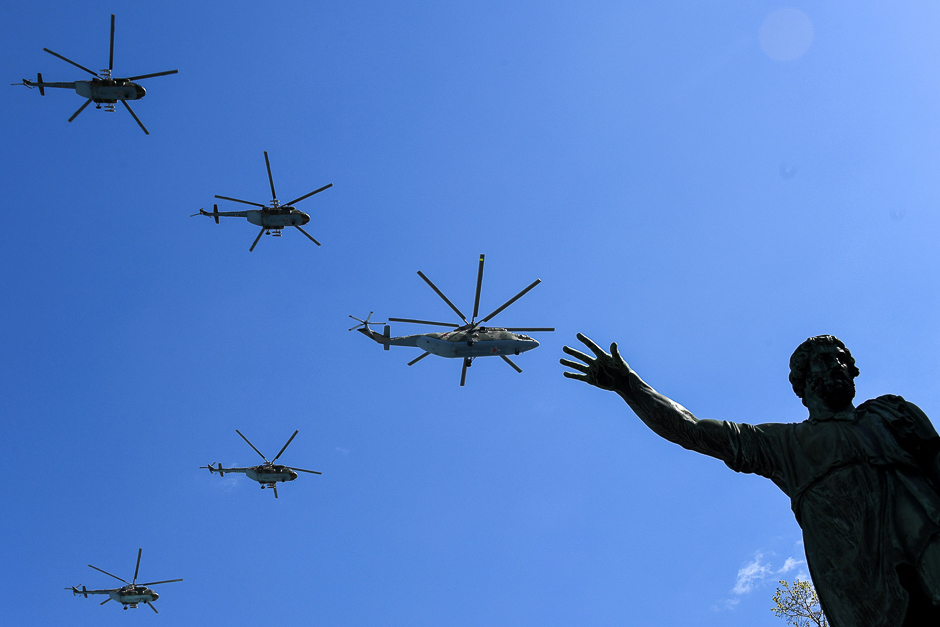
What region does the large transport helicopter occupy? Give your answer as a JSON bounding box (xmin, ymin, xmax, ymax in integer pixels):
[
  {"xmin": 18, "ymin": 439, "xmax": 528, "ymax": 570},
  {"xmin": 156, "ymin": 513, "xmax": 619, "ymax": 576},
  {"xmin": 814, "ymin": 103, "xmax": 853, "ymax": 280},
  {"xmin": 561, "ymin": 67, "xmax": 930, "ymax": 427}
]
[
  {"xmin": 14, "ymin": 14, "xmax": 178, "ymax": 134},
  {"xmin": 350, "ymin": 254, "xmax": 554, "ymax": 386},
  {"xmin": 65, "ymin": 548, "xmax": 182, "ymax": 613},
  {"xmin": 201, "ymin": 430, "xmax": 321, "ymax": 498},
  {"xmin": 192, "ymin": 151, "xmax": 332, "ymax": 252}
]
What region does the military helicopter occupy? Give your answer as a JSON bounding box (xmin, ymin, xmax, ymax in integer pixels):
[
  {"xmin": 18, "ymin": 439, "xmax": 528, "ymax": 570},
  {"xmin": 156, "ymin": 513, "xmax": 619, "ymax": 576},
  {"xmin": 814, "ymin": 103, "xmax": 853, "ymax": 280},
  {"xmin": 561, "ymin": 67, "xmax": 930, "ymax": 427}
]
[
  {"xmin": 201, "ymin": 430, "xmax": 321, "ymax": 498},
  {"xmin": 191, "ymin": 151, "xmax": 332, "ymax": 252},
  {"xmin": 65, "ymin": 548, "xmax": 182, "ymax": 613},
  {"xmin": 351, "ymin": 254, "xmax": 554, "ymax": 386},
  {"xmin": 14, "ymin": 14, "xmax": 178, "ymax": 134}
]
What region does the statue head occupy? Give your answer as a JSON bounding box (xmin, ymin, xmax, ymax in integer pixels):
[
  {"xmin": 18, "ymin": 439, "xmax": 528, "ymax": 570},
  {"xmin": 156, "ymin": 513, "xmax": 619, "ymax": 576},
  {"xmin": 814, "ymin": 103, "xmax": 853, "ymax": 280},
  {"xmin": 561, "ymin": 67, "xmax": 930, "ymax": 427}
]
[{"xmin": 789, "ymin": 336, "xmax": 860, "ymax": 410}]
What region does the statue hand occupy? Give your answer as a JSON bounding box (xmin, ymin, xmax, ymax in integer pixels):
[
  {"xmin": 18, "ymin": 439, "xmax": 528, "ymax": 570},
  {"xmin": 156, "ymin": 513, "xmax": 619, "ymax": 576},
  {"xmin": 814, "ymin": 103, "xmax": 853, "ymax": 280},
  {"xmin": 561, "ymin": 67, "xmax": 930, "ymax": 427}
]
[{"xmin": 560, "ymin": 333, "xmax": 632, "ymax": 391}]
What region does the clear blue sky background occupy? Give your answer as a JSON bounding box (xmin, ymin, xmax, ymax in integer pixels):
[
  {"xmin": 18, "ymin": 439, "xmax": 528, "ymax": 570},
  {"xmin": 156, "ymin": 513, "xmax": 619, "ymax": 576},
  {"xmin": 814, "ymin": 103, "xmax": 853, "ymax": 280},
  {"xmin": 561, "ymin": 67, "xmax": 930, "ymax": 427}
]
[{"xmin": 2, "ymin": 1, "xmax": 939, "ymax": 625}]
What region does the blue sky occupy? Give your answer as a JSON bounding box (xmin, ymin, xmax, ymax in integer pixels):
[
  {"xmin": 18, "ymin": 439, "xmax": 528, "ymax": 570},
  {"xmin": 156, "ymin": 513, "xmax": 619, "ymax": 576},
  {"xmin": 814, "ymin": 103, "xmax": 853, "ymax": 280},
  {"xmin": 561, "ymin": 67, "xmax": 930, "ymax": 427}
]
[{"xmin": 2, "ymin": 1, "xmax": 939, "ymax": 624}]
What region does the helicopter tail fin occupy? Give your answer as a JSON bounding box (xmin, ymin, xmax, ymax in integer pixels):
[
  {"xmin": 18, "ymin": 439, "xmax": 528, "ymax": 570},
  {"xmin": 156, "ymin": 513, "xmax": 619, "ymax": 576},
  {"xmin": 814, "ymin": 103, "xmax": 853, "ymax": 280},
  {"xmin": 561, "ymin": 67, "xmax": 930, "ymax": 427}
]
[
  {"xmin": 384, "ymin": 325, "xmax": 390, "ymax": 350},
  {"xmin": 37, "ymin": 73, "xmax": 44, "ymax": 96},
  {"xmin": 212, "ymin": 204, "xmax": 220, "ymax": 224}
]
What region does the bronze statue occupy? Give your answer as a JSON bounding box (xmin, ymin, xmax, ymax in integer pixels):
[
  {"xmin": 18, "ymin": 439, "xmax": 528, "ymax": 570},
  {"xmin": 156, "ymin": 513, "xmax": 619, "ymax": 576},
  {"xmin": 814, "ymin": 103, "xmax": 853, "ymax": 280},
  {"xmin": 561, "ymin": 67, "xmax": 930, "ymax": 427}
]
[{"xmin": 561, "ymin": 334, "xmax": 940, "ymax": 627}]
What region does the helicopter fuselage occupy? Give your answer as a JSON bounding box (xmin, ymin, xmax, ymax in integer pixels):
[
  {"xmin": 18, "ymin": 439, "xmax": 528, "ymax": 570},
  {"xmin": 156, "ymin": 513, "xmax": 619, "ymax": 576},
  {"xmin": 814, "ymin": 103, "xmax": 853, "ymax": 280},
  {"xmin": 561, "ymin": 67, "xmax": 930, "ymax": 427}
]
[
  {"xmin": 110, "ymin": 585, "xmax": 158, "ymax": 608},
  {"xmin": 246, "ymin": 208, "xmax": 310, "ymax": 229},
  {"xmin": 420, "ymin": 329, "xmax": 539, "ymax": 358},
  {"xmin": 75, "ymin": 78, "xmax": 145, "ymax": 103},
  {"xmin": 246, "ymin": 464, "xmax": 298, "ymax": 484},
  {"xmin": 362, "ymin": 326, "xmax": 539, "ymax": 358}
]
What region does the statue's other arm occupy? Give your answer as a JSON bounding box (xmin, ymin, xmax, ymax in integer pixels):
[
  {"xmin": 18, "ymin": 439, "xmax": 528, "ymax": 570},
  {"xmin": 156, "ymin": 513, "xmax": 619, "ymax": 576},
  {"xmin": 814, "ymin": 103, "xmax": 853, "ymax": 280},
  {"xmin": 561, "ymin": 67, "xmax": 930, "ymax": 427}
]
[{"xmin": 560, "ymin": 333, "xmax": 741, "ymax": 462}]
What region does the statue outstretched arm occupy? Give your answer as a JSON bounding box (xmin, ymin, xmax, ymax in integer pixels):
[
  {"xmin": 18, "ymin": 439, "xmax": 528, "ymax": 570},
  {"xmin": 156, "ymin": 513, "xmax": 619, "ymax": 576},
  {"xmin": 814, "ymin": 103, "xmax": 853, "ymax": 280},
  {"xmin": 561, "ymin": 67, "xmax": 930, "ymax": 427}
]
[{"xmin": 560, "ymin": 333, "xmax": 736, "ymax": 460}]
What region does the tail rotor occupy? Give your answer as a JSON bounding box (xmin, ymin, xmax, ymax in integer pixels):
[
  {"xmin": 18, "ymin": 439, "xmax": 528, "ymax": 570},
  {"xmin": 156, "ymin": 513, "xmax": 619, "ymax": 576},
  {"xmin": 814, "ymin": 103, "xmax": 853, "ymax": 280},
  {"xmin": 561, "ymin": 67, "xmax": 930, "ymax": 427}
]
[
  {"xmin": 348, "ymin": 312, "xmax": 385, "ymax": 332},
  {"xmin": 66, "ymin": 585, "xmax": 88, "ymax": 598},
  {"xmin": 200, "ymin": 463, "xmax": 224, "ymax": 476},
  {"xmin": 190, "ymin": 204, "xmax": 220, "ymax": 224}
]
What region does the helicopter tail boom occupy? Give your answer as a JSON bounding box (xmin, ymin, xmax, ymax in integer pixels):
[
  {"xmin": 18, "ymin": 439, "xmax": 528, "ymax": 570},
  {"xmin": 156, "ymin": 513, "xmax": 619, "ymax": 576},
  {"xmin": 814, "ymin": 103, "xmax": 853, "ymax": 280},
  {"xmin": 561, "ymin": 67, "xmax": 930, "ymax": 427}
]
[{"xmin": 18, "ymin": 75, "xmax": 75, "ymax": 92}]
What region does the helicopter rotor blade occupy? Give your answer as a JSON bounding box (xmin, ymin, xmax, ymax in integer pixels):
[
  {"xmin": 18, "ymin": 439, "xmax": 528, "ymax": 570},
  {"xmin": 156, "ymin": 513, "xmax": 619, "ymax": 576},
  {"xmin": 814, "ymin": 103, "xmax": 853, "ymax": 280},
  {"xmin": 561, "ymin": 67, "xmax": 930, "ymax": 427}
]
[
  {"xmin": 499, "ymin": 354, "xmax": 523, "ymax": 373},
  {"xmin": 294, "ymin": 225, "xmax": 321, "ymax": 246},
  {"xmin": 146, "ymin": 601, "xmax": 159, "ymax": 613},
  {"xmin": 124, "ymin": 69, "xmax": 178, "ymax": 81},
  {"xmin": 100, "ymin": 598, "xmax": 112, "ymax": 606},
  {"xmin": 479, "ymin": 279, "xmax": 541, "ymax": 324},
  {"xmin": 108, "ymin": 14, "xmax": 115, "ymax": 71},
  {"xmin": 263, "ymin": 151, "xmax": 276, "ymax": 200},
  {"xmin": 139, "ymin": 579, "xmax": 183, "ymax": 586},
  {"xmin": 133, "ymin": 548, "xmax": 142, "ymax": 584},
  {"xmin": 272, "ymin": 430, "xmax": 299, "ymax": 463},
  {"xmin": 43, "ymin": 48, "xmax": 99, "ymax": 76},
  {"xmin": 472, "ymin": 254, "xmax": 485, "ymax": 321},
  {"xmin": 88, "ymin": 564, "xmax": 128, "ymax": 584},
  {"xmin": 285, "ymin": 183, "xmax": 333, "ymax": 206},
  {"xmin": 416, "ymin": 271, "xmax": 468, "ymax": 324},
  {"xmin": 273, "ymin": 485, "xmax": 278, "ymax": 498},
  {"xmin": 460, "ymin": 358, "xmax": 469, "ymax": 386},
  {"xmin": 214, "ymin": 195, "xmax": 266, "ymax": 208},
  {"xmin": 388, "ymin": 317, "xmax": 458, "ymax": 328},
  {"xmin": 503, "ymin": 327, "xmax": 555, "ymax": 332},
  {"xmin": 249, "ymin": 227, "xmax": 265, "ymax": 252},
  {"xmin": 288, "ymin": 467, "xmax": 322, "ymax": 474},
  {"xmin": 68, "ymin": 99, "xmax": 93, "ymax": 123},
  {"xmin": 235, "ymin": 429, "xmax": 268, "ymax": 462},
  {"xmin": 407, "ymin": 352, "xmax": 431, "ymax": 366},
  {"xmin": 121, "ymin": 100, "xmax": 149, "ymax": 135}
]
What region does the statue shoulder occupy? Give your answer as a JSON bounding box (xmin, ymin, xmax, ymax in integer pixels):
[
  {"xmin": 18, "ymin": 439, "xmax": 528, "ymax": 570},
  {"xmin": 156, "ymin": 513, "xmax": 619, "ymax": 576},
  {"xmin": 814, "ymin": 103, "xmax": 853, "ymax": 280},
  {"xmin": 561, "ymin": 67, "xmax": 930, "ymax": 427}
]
[{"xmin": 857, "ymin": 394, "xmax": 938, "ymax": 441}]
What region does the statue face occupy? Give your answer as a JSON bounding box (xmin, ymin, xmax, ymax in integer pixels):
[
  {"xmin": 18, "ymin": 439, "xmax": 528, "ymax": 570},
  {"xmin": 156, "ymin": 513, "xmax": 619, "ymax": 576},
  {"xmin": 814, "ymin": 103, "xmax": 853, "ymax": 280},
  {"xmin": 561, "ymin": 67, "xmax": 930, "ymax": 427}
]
[{"xmin": 806, "ymin": 345, "xmax": 856, "ymax": 411}]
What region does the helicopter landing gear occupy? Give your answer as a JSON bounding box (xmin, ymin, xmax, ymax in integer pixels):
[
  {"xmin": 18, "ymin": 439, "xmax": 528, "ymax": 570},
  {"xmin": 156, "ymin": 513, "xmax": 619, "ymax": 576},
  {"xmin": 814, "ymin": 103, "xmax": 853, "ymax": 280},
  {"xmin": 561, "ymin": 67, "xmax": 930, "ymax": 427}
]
[{"xmin": 271, "ymin": 229, "xmax": 282, "ymax": 237}]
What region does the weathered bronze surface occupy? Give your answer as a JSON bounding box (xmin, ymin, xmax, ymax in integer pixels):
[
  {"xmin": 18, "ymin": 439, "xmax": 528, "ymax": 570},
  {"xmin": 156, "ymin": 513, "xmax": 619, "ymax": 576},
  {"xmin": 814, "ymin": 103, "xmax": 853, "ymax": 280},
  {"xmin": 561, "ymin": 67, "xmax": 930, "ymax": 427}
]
[{"xmin": 561, "ymin": 334, "xmax": 940, "ymax": 627}]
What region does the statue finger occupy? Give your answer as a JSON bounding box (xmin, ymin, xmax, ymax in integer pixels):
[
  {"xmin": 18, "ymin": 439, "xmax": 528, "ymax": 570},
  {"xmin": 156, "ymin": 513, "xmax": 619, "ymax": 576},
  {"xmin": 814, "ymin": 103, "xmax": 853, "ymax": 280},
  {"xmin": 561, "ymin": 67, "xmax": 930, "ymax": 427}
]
[
  {"xmin": 576, "ymin": 333, "xmax": 608, "ymax": 359},
  {"xmin": 559, "ymin": 358, "xmax": 590, "ymax": 373},
  {"xmin": 562, "ymin": 345, "xmax": 595, "ymax": 364},
  {"xmin": 562, "ymin": 371, "xmax": 590, "ymax": 382},
  {"xmin": 610, "ymin": 342, "xmax": 627, "ymax": 365}
]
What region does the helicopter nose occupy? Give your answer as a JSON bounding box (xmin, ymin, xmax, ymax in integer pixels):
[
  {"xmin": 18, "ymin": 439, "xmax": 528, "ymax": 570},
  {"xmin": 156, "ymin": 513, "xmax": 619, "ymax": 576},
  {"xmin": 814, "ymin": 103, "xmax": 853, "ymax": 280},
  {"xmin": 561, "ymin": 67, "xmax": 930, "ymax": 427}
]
[
  {"xmin": 135, "ymin": 84, "xmax": 146, "ymax": 98},
  {"xmin": 299, "ymin": 211, "xmax": 310, "ymax": 225},
  {"xmin": 151, "ymin": 591, "xmax": 159, "ymax": 601}
]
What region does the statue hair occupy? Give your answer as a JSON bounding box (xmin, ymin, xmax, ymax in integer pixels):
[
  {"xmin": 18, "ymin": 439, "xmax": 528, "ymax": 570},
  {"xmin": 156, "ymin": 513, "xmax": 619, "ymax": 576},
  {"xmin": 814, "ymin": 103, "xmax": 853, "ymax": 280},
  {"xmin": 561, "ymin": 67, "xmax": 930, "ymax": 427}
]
[{"xmin": 789, "ymin": 335, "xmax": 859, "ymax": 399}]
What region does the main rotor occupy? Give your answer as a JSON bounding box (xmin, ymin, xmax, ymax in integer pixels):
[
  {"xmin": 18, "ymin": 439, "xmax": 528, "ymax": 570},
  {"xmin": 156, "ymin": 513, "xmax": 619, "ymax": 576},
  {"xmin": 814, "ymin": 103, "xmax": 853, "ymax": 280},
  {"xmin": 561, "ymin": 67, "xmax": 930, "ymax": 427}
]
[
  {"xmin": 390, "ymin": 254, "xmax": 554, "ymax": 335},
  {"xmin": 215, "ymin": 151, "xmax": 332, "ymax": 214}
]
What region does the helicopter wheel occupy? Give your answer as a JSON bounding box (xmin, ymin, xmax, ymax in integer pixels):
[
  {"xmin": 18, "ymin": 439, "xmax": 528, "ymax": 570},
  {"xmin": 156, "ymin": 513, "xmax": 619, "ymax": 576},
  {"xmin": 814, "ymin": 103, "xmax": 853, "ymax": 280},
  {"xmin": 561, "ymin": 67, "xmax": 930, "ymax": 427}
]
[{"xmin": 515, "ymin": 349, "xmax": 520, "ymax": 355}]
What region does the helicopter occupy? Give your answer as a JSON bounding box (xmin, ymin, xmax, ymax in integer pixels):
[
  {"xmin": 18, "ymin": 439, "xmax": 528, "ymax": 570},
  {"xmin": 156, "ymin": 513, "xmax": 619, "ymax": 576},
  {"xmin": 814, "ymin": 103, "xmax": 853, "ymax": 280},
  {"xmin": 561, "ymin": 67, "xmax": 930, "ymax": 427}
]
[
  {"xmin": 14, "ymin": 14, "xmax": 178, "ymax": 135},
  {"xmin": 350, "ymin": 254, "xmax": 554, "ymax": 386},
  {"xmin": 191, "ymin": 151, "xmax": 332, "ymax": 251},
  {"xmin": 65, "ymin": 548, "xmax": 182, "ymax": 613},
  {"xmin": 201, "ymin": 430, "xmax": 321, "ymax": 498}
]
